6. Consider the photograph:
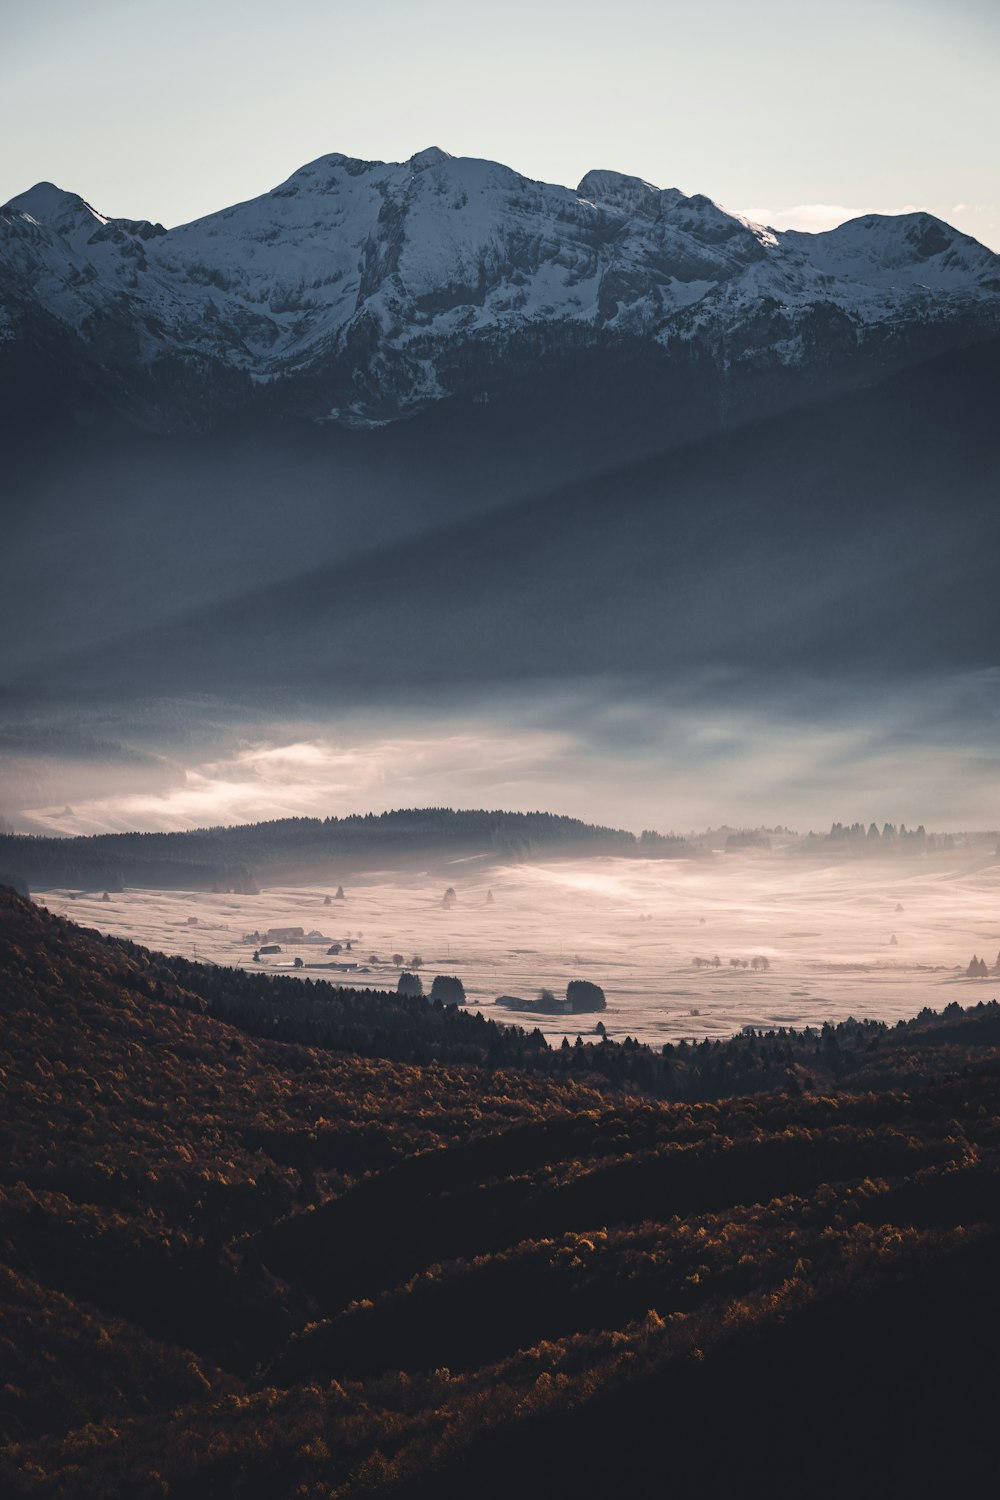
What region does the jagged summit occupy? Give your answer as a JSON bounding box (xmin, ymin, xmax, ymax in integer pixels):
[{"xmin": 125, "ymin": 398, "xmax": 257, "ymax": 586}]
[
  {"xmin": 1, "ymin": 145, "xmax": 997, "ymax": 434},
  {"xmin": 4, "ymin": 179, "xmax": 99, "ymax": 214},
  {"xmin": 2, "ymin": 180, "xmax": 166, "ymax": 249},
  {"xmin": 3, "ymin": 180, "xmax": 108, "ymax": 232}
]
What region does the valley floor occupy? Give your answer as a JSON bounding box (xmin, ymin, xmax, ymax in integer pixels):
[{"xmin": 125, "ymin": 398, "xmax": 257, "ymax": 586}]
[{"xmin": 36, "ymin": 849, "xmax": 1000, "ymax": 1045}]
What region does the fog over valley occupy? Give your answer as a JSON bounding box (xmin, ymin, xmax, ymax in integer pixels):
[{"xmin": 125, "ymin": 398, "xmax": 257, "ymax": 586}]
[
  {"xmin": 30, "ymin": 841, "xmax": 1000, "ymax": 1048},
  {"xmin": 4, "ymin": 663, "xmax": 1000, "ymax": 839}
]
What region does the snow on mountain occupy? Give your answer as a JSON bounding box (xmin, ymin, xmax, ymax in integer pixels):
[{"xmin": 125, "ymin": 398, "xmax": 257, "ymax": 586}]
[
  {"xmin": 784, "ymin": 212, "xmax": 998, "ymax": 292},
  {"xmin": 1, "ymin": 149, "xmax": 998, "ymax": 430}
]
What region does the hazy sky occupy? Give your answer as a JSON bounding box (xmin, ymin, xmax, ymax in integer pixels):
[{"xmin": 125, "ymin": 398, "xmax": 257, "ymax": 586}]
[{"xmin": 4, "ymin": 0, "xmax": 998, "ymax": 246}]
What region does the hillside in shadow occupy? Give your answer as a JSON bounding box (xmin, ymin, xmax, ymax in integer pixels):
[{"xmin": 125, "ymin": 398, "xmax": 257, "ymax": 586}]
[
  {"xmin": 3, "ymin": 884, "xmax": 1000, "ymax": 1496},
  {"xmin": 17, "ymin": 337, "xmax": 997, "ymax": 705}
]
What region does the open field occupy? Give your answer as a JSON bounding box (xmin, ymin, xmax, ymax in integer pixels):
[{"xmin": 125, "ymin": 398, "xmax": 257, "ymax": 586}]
[{"xmin": 36, "ymin": 850, "xmax": 1000, "ymax": 1046}]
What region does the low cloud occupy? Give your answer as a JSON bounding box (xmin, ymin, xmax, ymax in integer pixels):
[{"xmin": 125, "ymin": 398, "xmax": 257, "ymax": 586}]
[
  {"xmin": 14, "ymin": 724, "xmax": 577, "ymax": 837},
  {"xmin": 742, "ymin": 203, "xmax": 869, "ymax": 233},
  {"xmin": 8, "ymin": 670, "xmax": 1000, "ymax": 839}
]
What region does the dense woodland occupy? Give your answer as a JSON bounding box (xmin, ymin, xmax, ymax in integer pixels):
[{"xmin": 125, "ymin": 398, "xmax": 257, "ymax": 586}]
[
  {"xmin": 0, "ymin": 809, "xmax": 692, "ymax": 892},
  {"xmin": 2, "ymin": 882, "xmax": 1000, "ymax": 1496}
]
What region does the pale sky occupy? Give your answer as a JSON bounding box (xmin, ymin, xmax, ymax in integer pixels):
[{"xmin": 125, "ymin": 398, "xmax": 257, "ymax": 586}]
[{"xmin": 4, "ymin": 0, "xmax": 998, "ymax": 247}]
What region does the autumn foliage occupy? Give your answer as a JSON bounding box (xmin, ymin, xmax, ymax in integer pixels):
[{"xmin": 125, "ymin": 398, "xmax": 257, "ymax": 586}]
[{"xmin": 2, "ymin": 885, "xmax": 1000, "ymax": 1496}]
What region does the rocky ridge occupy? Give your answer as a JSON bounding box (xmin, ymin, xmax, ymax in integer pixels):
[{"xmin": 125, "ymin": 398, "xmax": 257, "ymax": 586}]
[{"xmin": 2, "ymin": 147, "xmax": 998, "ymax": 430}]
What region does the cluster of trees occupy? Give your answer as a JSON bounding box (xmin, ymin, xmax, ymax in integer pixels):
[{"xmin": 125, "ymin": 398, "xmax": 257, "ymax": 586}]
[
  {"xmin": 430, "ymin": 975, "xmax": 466, "ymax": 1004},
  {"xmin": 967, "ymin": 953, "xmax": 1000, "ymax": 977},
  {"xmin": 637, "ymin": 829, "xmax": 692, "ymax": 856},
  {"xmin": 805, "ymin": 821, "xmax": 954, "ymax": 854},
  {"xmin": 693, "ymin": 954, "xmax": 770, "ymax": 970},
  {"xmin": 724, "ymin": 830, "xmax": 772, "ymax": 849},
  {"xmin": 5, "ymin": 884, "xmax": 1000, "ymax": 1497},
  {"xmin": 495, "ymin": 981, "xmax": 607, "ymax": 1017}
]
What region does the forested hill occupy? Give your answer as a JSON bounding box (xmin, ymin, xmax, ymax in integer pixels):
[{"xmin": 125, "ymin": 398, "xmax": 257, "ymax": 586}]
[
  {"xmin": 4, "ymin": 883, "xmax": 1000, "ymax": 1496},
  {"xmin": 0, "ymin": 807, "xmax": 693, "ymax": 892}
]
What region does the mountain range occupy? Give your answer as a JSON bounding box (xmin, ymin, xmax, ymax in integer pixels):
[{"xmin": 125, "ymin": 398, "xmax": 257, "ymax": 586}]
[{"xmin": 3, "ymin": 146, "xmax": 999, "ymax": 437}]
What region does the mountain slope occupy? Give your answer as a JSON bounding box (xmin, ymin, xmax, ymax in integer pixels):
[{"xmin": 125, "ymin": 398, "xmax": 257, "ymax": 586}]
[
  {"xmin": 2, "ymin": 147, "xmax": 998, "ymax": 434},
  {"xmin": 20, "ymin": 336, "xmax": 997, "ymax": 699}
]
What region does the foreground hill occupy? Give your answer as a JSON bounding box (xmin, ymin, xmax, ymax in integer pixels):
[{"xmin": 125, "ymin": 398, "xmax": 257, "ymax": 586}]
[{"xmin": 3, "ymin": 885, "xmax": 1000, "ymax": 1495}]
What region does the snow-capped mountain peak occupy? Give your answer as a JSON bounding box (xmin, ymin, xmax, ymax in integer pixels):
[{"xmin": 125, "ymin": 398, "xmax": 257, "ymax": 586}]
[
  {"xmin": 577, "ymin": 169, "xmax": 660, "ymax": 216},
  {"xmin": 5, "ymin": 181, "xmax": 108, "ymax": 238},
  {"xmin": 1, "ymin": 147, "xmax": 997, "ymax": 432},
  {"xmin": 409, "ymin": 146, "xmax": 453, "ymax": 170},
  {"xmin": 3, "ymin": 181, "xmax": 166, "ymax": 246},
  {"xmin": 782, "ymin": 210, "xmax": 999, "ymax": 289}
]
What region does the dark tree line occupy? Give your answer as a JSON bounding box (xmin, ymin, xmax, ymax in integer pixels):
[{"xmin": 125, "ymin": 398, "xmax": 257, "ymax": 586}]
[{"xmin": 0, "ymin": 808, "xmax": 692, "ymax": 891}]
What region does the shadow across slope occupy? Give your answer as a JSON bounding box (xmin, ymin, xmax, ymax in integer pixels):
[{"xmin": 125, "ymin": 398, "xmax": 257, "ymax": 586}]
[{"xmin": 24, "ymin": 337, "xmax": 998, "ymax": 700}]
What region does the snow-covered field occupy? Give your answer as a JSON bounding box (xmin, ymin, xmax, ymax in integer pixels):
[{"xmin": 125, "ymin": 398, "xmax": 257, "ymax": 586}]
[{"xmin": 37, "ymin": 851, "xmax": 1000, "ymax": 1047}]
